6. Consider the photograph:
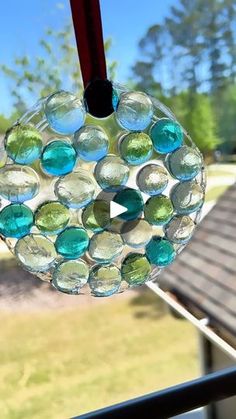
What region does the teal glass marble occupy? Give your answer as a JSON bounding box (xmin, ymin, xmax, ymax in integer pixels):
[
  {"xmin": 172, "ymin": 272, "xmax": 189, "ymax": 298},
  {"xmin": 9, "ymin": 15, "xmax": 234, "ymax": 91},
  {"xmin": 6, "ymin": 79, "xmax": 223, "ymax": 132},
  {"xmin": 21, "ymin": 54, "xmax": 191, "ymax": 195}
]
[
  {"xmin": 146, "ymin": 236, "xmax": 176, "ymax": 267},
  {"xmin": 0, "ymin": 204, "xmax": 33, "ymax": 238},
  {"xmin": 41, "ymin": 140, "xmax": 76, "ymax": 176},
  {"xmin": 74, "ymin": 125, "xmax": 109, "ymax": 161},
  {"xmin": 121, "ymin": 253, "xmax": 151, "ymax": 286},
  {"xmin": 136, "ymin": 164, "xmax": 169, "ymax": 195},
  {"xmin": 116, "ymin": 91, "xmax": 153, "ymax": 131},
  {"xmin": 113, "ymin": 188, "xmax": 144, "ymax": 221},
  {"xmin": 0, "ymin": 165, "xmax": 40, "ymax": 203},
  {"xmin": 55, "ymin": 227, "xmax": 89, "ymax": 259},
  {"xmin": 150, "ymin": 118, "xmax": 183, "ymax": 154},
  {"xmin": 45, "ymin": 91, "xmax": 86, "ymax": 135},
  {"xmin": 166, "ymin": 145, "xmax": 202, "ymax": 181},
  {"xmin": 52, "ymin": 259, "xmax": 89, "ymax": 294},
  {"xmin": 170, "ymin": 181, "xmax": 204, "ymax": 214},
  {"xmin": 120, "ymin": 132, "xmax": 153, "ymax": 166},
  {"xmin": 5, "ymin": 124, "xmax": 43, "ymax": 164},
  {"xmin": 94, "ymin": 155, "xmax": 129, "ymax": 191},
  {"xmin": 89, "ymin": 264, "xmax": 122, "ymax": 297}
]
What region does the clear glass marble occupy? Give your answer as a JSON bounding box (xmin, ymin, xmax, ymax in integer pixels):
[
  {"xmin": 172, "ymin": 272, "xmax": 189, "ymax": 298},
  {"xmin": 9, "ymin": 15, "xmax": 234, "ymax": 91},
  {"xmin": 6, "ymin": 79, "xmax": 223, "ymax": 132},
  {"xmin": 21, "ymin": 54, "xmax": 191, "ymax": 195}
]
[
  {"xmin": 89, "ymin": 264, "xmax": 122, "ymax": 297},
  {"xmin": 170, "ymin": 181, "xmax": 204, "ymax": 214},
  {"xmin": 89, "ymin": 231, "xmax": 124, "ymax": 263},
  {"xmin": 119, "ymin": 132, "xmax": 153, "ymax": 165},
  {"xmin": 45, "ymin": 91, "xmax": 85, "ymax": 135},
  {"xmin": 94, "ymin": 155, "xmax": 129, "ymax": 191},
  {"xmin": 121, "ymin": 219, "xmax": 152, "ymax": 248},
  {"xmin": 5, "ymin": 124, "xmax": 43, "ymax": 164},
  {"xmin": 165, "ymin": 215, "xmax": 195, "ymax": 244},
  {"xmin": 0, "ymin": 165, "xmax": 40, "ymax": 203},
  {"xmin": 121, "ymin": 253, "xmax": 151, "ymax": 286},
  {"xmin": 55, "ymin": 170, "xmax": 96, "ymax": 209},
  {"xmin": 52, "ymin": 259, "xmax": 89, "ymax": 294},
  {"xmin": 166, "ymin": 145, "xmax": 202, "ymax": 181},
  {"xmin": 74, "ymin": 125, "xmax": 109, "ymax": 161},
  {"xmin": 116, "ymin": 91, "xmax": 153, "ymax": 131},
  {"xmin": 15, "ymin": 234, "xmax": 57, "ymax": 272},
  {"xmin": 136, "ymin": 164, "xmax": 169, "ymax": 195}
]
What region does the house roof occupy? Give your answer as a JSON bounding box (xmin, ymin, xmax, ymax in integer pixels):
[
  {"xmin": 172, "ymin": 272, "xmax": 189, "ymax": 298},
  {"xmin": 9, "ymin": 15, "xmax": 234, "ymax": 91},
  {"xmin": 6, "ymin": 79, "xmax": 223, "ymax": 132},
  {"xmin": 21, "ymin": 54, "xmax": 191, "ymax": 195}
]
[{"xmin": 158, "ymin": 183, "xmax": 236, "ymax": 341}]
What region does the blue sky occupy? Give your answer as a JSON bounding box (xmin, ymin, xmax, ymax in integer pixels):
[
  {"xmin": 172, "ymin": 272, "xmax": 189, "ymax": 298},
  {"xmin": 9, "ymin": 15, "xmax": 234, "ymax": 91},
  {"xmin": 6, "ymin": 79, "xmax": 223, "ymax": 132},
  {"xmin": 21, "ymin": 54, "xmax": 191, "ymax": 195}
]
[{"xmin": 0, "ymin": 0, "xmax": 175, "ymax": 115}]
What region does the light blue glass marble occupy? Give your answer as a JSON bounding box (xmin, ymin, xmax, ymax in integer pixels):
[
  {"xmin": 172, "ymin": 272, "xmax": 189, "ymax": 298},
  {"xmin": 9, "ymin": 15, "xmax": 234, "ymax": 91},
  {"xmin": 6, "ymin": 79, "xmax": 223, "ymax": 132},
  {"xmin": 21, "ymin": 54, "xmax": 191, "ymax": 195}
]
[
  {"xmin": 74, "ymin": 125, "xmax": 109, "ymax": 161},
  {"xmin": 89, "ymin": 264, "xmax": 122, "ymax": 297},
  {"xmin": 0, "ymin": 165, "xmax": 40, "ymax": 203},
  {"xmin": 41, "ymin": 140, "xmax": 77, "ymax": 176},
  {"xmin": 0, "ymin": 204, "xmax": 33, "ymax": 238},
  {"xmin": 145, "ymin": 236, "xmax": 176, "ymax": 267},
  {"xmin": 45, "ymin": 91, "xmax": 86, "ymax": 135},
  {"xmin": 114, "ymin": 188, "xmax": 144, "ymax": 221},
  {"xmin": 55, "ymin": 226, "xmax": 89, "ymax": 259},
  {"xmin": 116, "ymin": 91, "xmax": 153, "ymax": 131},
  {"xmin": 170, "ymin": 181, "xmax": 204, "ymax": 214},
  {"xmin": 166, "ymin": 145, "xmax": 202, "ymax": 181},
  {"xmin": 150, "ymin": 118, "xmax": 183, "ymax": 154}
]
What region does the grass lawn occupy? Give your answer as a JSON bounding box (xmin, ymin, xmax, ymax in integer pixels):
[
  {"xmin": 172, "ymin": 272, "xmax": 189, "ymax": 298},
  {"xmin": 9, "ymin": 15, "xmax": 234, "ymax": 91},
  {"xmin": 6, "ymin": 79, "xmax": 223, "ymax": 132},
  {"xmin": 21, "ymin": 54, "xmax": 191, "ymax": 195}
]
[
  {"xmin": 0, "ymin": 291, "xmax": 198, "ymax": 419},
  {"xmin": 205, "ymin": 184, "xmax": 230, "ymax": 202}
]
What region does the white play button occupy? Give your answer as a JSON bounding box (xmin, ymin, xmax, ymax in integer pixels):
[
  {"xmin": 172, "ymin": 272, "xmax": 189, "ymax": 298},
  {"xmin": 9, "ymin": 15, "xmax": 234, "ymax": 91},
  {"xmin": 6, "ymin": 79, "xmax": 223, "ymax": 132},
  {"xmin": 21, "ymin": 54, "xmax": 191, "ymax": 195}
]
[{"xmin": 110, "ymin": 201, "xmax": 127, "ymax": 219}]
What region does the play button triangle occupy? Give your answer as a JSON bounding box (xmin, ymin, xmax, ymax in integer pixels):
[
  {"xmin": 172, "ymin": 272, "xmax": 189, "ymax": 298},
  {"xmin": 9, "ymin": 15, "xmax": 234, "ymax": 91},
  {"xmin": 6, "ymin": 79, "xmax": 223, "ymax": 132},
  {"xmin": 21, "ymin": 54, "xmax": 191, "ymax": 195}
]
[{"xmin": 110, "ymin": 201, "xmax": 127, "ymax": 219}]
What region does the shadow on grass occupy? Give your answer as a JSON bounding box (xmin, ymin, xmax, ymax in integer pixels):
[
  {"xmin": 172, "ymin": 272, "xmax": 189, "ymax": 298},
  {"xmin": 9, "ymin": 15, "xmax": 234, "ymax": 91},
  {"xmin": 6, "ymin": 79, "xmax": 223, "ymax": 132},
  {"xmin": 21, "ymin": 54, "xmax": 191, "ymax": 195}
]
[{"xmin": 129, "ymin": 286, "xmax": 167, "ymax": 319}]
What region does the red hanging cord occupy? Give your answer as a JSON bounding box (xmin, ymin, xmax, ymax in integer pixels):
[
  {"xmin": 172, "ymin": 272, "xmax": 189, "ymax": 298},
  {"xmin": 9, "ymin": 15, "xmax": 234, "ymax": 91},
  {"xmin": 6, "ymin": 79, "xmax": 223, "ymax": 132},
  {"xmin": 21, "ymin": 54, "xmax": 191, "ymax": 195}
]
[{"xmin": 70, "ymin": 0, "xmax": 107, "ymax": 88}]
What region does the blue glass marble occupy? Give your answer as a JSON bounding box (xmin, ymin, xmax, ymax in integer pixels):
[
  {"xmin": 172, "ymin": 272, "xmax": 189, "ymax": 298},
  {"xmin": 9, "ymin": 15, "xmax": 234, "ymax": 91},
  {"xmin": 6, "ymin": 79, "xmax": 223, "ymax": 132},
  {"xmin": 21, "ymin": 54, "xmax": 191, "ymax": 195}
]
[
  {"xmin": 55, "ymin": 226, "xmax": 89, "ymax": 259},
  {"xmin": 116, "ymin": 91, "xmax": 153, "ymax": 131},
  {"xmin": 74, "ymin": 125, "xmax": 109, "ymax": 161},
  {"xmin": 145, "ymin": 236, "xmax": 176, "ymax": 267},
  {"xmin": 150, "ymin": 118, "xmax": 183, "ymax": 154},
  {"xmin": 45, "ymin": 91, "xmax": 86, "ymax": 135},
  {"xmin": 166, "ymin": 145, "xmax": 202, "ymax": 181},
  {"xmin": 114, "ymin": 188, "xmax": 144, "ymax": 221},
  {"xmin": 41, "ymin": 140, "xmax": 77, "ymax": 176},
  {"xmin": 0, "ymin": 204, "xmax": 33, "ymax": 238}
]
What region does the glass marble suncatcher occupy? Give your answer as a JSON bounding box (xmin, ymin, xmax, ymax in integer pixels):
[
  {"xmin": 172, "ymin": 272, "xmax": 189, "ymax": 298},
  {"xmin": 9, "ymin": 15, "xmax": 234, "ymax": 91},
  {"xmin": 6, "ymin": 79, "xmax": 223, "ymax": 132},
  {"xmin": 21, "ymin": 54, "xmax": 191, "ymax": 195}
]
[{"xmin": 0, "ymin": 85, "xmax": 206, "ymax": 297}]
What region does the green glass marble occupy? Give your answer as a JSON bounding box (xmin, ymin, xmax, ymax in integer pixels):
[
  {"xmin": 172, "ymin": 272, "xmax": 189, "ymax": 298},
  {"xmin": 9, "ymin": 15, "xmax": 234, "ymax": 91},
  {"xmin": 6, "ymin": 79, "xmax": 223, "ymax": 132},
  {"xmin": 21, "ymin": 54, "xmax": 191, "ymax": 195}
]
[
  {"xmin": 89, "ymin": 264, "xmax": 122, "ymax": 297},
  {"xmin": 5, "ymin": 124, "xmax": 43, "ymax": 164},
  {"xmin": 0, "ymin": 139, "xmax": 7, "ymax": 168},
  {"xmin": 144, "ymin": 195, "xmax": 174, "ymax": 225},
  {"xmin": 114, "ymin": 188, "xmax": 144, "ymax": 221},
  {"xmin": 55, "ymin": 227, "xmax": 89, "ymax": 259},
  {"xmin": 35, "ymin": 201, "xmax": 70, "ymax": 234},
  {"xmin": 121, "ymin": 253, "xmax": 151, "ymax": 286},
  {"xmin": 82, "ymin": 200, "xmax": 110, "ymax": 232},
  {"xmin": 145, "ymin": 236, "xmax": 176, "ymax": 267},
  {"xmin": 0, "ymin": 204, "xmax": 33, "ymax": 238},
  {"xmin": 150, "ymin": 118, "xmax": 183, "ymax": 154},
  {"xmin": 15, "ymin": 234, "xmax": 57, "ymax": 272},
  {"xmin": 120, "ymin": 132, "xmax": 153, "ymax": 165},
  {"xmin": 52, "ymin": 259, "xmax": 89, "ymax": 294},
  {"xmin": 41, "ymin": 140, "xmax": 77, "ymax": 176}
]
